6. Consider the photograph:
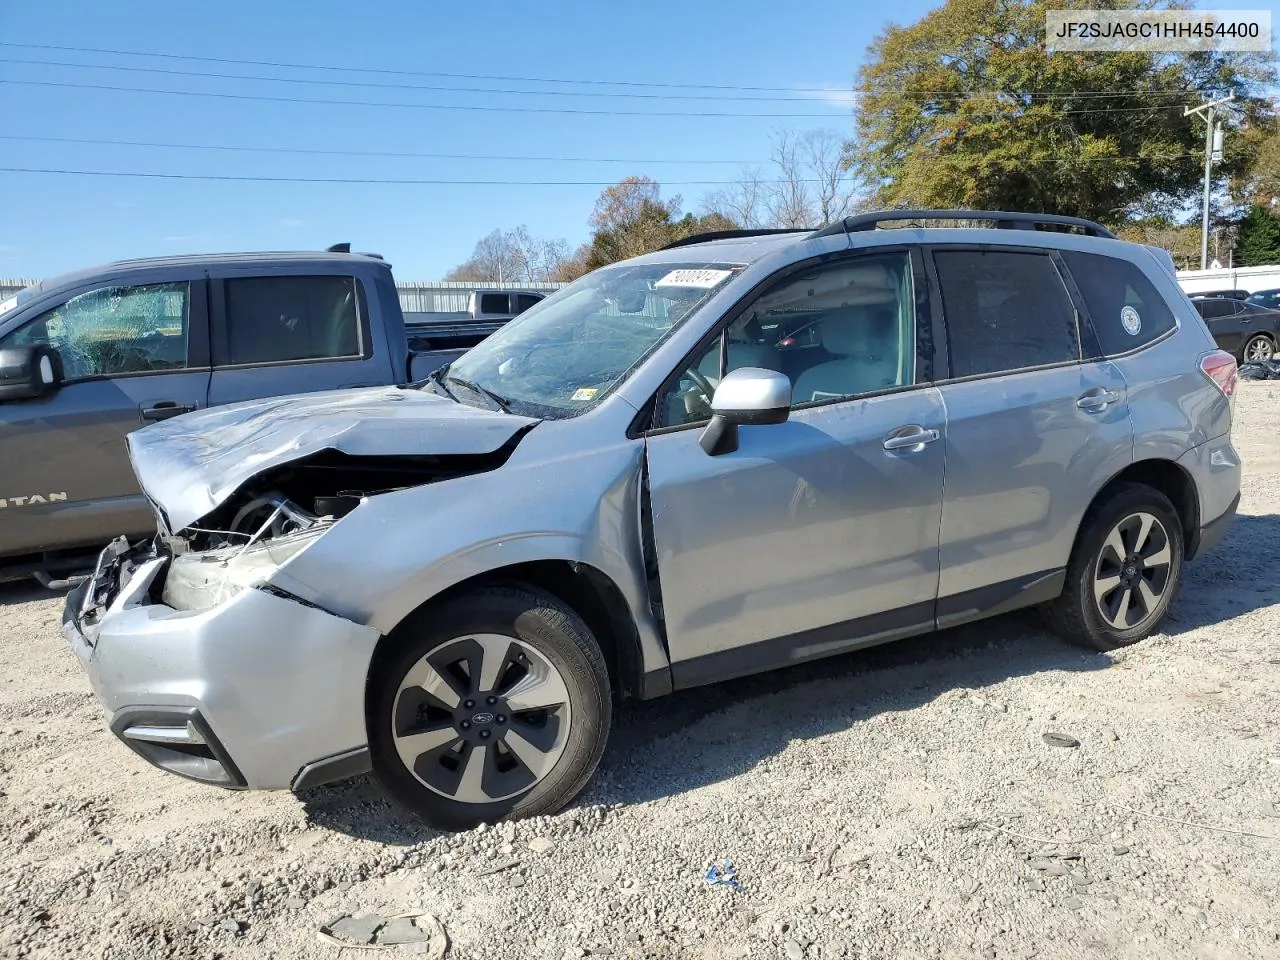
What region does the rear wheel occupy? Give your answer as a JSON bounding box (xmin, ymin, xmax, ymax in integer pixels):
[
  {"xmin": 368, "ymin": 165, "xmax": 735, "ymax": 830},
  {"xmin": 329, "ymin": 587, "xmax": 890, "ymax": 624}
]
[
  {"xmin": 1044, "ymin": 483, "xmax": 1184, "ymax": 651},
  {"xmin": 369, "ymin": 586, "xmax": 611, "ymax": 831},
  {"xmin": 1243, "ymin": 333, "xmax": 1275, "ymax": 363}
]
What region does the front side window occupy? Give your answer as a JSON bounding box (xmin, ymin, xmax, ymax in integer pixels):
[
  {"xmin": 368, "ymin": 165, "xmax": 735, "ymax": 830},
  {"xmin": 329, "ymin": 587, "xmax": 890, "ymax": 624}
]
[
  {"xmin": 0, "ymin": 281, "xmax": 190, "ymax": 379},
  {"xmin": 440, "ymin": 261, "xmax": 742, "ymax": 418},
  {"xmin": 1061, "ymin": 251, "xmax": 1177, "ymax": 354},
  {"xmin": 514, "ymin": 294, "xmax": 542, "ymax": 313},
  {"xmin": 223, "ymin": 276, "xmax": 360, "ymax": 365},
  {"xmin": 933, "ymin": 250, "xmax": 1079, "ymax": 378},
  {"xmin": 656, "ymin": 253, "xmax": 915, "ymax": 427}
]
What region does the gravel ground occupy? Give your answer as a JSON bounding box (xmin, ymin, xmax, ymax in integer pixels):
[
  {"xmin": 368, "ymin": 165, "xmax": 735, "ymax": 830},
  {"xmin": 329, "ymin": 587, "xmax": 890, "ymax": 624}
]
[{"xmin": 2, "ymin": 384, "xmax": 1279, "ymax": 960}]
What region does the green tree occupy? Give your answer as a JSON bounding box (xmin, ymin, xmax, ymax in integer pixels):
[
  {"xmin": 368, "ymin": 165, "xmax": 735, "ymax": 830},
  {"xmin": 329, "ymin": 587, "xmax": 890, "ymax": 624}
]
[
  {"xmin": 584, "ymin": 177, "xmax": 739, "ymax": 270},
  {"xmin": 1236, "ymin": 204, "xmax": 1280, "ymax": 266},
  {"xmin": 848, "ymin": 0, "xmax": 1276, "ymax": 224}
]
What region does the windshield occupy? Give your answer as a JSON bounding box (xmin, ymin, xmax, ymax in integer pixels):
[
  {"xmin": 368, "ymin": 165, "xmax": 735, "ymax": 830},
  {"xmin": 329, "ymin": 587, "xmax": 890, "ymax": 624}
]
[
  {"xmin": 1246, "ymin": 289, "xmax": 1280, "ymax": 310},
  {"xmin": 437, "ymin": 261, "xmax": 743, "ymax": 418}
]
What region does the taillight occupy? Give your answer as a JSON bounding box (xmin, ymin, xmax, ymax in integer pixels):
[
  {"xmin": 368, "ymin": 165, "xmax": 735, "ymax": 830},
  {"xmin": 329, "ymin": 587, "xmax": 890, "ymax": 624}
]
[
  {"xmin": 1200, "ymin": 350, "xmax": 1238, "ymax": 398},
  {"xmin": 776, "ymin": 337, "xmax": 795, "ymax": 348}
]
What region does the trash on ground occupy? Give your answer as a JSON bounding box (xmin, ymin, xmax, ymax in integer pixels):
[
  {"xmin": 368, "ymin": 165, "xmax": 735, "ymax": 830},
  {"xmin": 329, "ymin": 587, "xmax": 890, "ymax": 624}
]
[
  {"xmin": 1042, "ymin": 732, "xmax": 1081, "ymax": 748},
  {"xmin": 704, "ymin": 858, "xmax": 741, "ymax": 891},
  {"xmin": 318, "ymin": 911, "xmax": 448, "ymax": 955},
  {"xmin": 1238, "ymin": 359, "xmax": 1280, "ymax": 380}
]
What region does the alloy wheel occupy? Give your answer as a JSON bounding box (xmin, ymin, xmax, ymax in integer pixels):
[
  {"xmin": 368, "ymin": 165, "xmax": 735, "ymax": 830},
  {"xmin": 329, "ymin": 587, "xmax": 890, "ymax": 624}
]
[
  {"xmin": 391, "ymin": 634, "xmax": 571, "ymax": 804},
  {"xmin": 1093, "ymin": 512, "xmax": 1173, "ymax": 631},
  {"xmin": 1244, "ymin": 336, "xmax": 1275, "ymax": 362}
]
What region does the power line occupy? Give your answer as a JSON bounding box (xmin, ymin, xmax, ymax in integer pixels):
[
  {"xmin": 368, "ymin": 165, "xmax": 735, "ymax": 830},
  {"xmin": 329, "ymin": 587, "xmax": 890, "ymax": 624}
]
[
  {"xmin": 0, "ymin": 78, "xmax": 842, "ymax": 118},
  {"xmin": 0, "ymin": 134, "xmax": 755, "ymax": 165},
  {"xmin": 0, "ymin": 41, "xmax": 1202, "ymax": 99},
  {"xmin": 0, "ymin": 155, "xmax": 1205, "ymax": 187},
  {"xmin": 0, "ymin": 135, "xmax": 1204, "ymax": 168},
  {"xmin": 0, "ymin": 56, "xmax": 1199, "ymax": 104},
  {"xmin": 0, "ymin": 78, "xmax": 1190, "ymax": 119},
  {"xmin": 0, "ymin": 57, "xmax": 846, "ymax": 103}
]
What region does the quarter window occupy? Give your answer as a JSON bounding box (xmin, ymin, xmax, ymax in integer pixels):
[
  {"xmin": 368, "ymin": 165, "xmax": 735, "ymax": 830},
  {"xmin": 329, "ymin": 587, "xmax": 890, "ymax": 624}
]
[
  {"xmin": 933, "ymin": 250, "xmax": 1079, "ymax": 377},
  {"xmin": 1061, "ymin": 251, "xmax": 1178, "ymax": 355},
  {"xmin": 223, "ymin": 276, "xmax": 360, "ymax": 365},
  {"xmin": 0, "ymin": 282, "xmax": 190, "ymax": 379}
]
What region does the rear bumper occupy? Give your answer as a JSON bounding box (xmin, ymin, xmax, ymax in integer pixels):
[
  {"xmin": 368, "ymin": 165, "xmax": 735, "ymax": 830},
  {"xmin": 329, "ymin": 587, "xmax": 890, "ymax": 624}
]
[
  {"xmin": 62, "ymin": 556, "xmax": 381, "ymax": 791},
  {"xmin": 1196, "ymin": 492, "xmax": 1239, "ymax": 557}
]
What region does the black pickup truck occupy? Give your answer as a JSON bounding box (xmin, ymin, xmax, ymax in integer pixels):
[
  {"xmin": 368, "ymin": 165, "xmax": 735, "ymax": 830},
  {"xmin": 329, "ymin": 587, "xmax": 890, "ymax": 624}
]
[{"xmin": 0, "ymin": 246, "xmax": 501, "ymax": 584}]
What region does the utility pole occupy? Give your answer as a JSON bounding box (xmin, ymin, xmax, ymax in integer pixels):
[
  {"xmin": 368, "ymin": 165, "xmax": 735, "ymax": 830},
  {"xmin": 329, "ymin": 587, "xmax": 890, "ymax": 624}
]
[{"xmin": 1185, "ymin": 92, "xmax": 1235, "ymax": 270}]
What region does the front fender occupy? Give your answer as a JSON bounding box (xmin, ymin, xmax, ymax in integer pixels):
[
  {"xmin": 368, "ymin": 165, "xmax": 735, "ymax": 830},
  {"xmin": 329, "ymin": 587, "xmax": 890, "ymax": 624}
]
[{"xmin": 268, "ymin": 435, "xmax": 669, "ymax": 684}]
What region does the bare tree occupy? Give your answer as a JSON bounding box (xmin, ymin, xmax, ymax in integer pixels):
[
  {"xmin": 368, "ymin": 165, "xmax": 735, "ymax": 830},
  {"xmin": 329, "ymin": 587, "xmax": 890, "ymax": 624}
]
[
  {"xmin": 702, "ymin": 166, "xmax": 766, "ymax": 228},
  {"xmin": 803, "ymin": 129, "xmax": 856, "ymax": 226},
  {"xmin": 444, "ymin": 226, "xmax": 570, "ymax": 282},
  {"xmin": 767, "ymin": 130, "xmax": 815, "ymax": 228},
  {"xmin": 701, "ymin": 128, "xmax": 863, "ymax": 230}
]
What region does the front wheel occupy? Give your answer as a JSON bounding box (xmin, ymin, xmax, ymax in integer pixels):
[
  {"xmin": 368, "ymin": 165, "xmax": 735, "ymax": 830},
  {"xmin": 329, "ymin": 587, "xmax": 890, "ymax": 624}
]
[
  {"xmin": 369, "ymin": 586, "xmax": 611, "ymax": 831},
  {"xmin": 1043, "ymin": 483, "xmax": 1184, "ymax": 651}
]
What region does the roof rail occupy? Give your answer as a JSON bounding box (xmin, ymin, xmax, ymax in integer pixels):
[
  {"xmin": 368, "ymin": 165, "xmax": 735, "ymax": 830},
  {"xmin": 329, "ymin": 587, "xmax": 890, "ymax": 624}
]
[
  {"xmin": 661, "ymin": 228, "xmax": 811, "ymax": 250},
  {"xmin": 808, "ymin": 210, "xmax": 1117, "ymax": 240},
  {"xmin": 326, "ymin": 242, "xmax": 352, "ymax": 253}
]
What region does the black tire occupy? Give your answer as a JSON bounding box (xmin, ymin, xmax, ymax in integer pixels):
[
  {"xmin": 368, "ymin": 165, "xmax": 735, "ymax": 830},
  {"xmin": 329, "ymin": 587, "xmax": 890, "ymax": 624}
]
[
  {"xmin": 1043, "ymin": 482, "xmax": 1184, "ymax": 651},
  {"xmin": 369, "ymin": 585, "xmax": 611, "ymax": 831}
]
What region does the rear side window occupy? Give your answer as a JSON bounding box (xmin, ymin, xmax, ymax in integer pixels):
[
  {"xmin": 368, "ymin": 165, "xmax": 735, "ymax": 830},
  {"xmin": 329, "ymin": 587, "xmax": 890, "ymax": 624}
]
[
  {"xmin": 1061, "ymin": 251, "xmax": 1178, "ymax": 355},
  {"xmin": 479, "ymin": 293, "xmax": 510, "ymax": 314},
  {"xmin": 223, "ymin": 276, "xmax": 360, "ymax": 365},
  {"xmin": 933, "ymin": 250, "xmax": 1079, "ymax": 378}
]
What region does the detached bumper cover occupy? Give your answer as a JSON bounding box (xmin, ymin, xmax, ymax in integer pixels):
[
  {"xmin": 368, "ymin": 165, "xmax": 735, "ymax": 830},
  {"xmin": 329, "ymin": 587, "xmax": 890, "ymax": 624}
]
[{"xmin": 62, "ymin": 559, "xmax": 381, "ymax": 790}]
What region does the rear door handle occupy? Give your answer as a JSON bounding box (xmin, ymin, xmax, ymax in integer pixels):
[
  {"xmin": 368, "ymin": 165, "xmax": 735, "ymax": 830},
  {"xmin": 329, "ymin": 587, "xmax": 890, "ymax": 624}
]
[
  {"xmin": 140, "ymin": 401, "xmax": 197, "ymax": 422},
  {"xmin": 883, "ymin": 425, "xmax": 940, "ymax": 452},
  {"xmin": 1076, "ymin": 389, "xmax": 1119, "ymax": 412}
]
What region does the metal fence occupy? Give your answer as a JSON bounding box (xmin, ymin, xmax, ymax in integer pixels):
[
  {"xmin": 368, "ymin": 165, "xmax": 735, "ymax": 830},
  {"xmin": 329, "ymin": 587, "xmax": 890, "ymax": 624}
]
[{"xmin": 0, "ymin": 278, "xmax": 568, "ymax": 313}]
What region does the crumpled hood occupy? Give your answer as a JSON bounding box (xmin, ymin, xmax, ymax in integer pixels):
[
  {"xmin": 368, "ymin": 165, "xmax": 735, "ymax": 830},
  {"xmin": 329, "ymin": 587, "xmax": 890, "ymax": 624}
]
[{"xmin": 126, "ymin": 386, "xmax": 538, "ymax": 533}]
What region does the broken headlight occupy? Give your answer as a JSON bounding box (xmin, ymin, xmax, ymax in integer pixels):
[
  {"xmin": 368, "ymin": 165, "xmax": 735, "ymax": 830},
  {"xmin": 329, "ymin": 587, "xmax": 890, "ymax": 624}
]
[{"xmin": 161, "ymin": 524, "xmax": 329, "ymax": 613}]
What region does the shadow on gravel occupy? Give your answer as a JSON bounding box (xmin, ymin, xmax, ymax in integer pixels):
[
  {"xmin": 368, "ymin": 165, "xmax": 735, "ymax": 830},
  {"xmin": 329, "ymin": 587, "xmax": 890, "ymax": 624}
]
[
  {"xmin": 299, "ymin": 776, "xmax": 440, "ymax": 845},
  {"xmin": 228, "ymin": 515, "xmax": 1280, "ymax": 841},
  {"xmin": 0, "ymin": 579, "xmax": 64, "ymax": 607},
  {"xmin": 1160, "ymin": 513, "xmax": 1280, "ymax": 634}
]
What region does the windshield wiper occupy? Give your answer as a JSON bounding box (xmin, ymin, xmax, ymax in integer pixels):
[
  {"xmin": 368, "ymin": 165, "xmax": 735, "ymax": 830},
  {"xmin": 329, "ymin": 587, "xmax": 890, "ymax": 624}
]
[
  {"xmin": 422, "ymin": 365, "xmax": 458, "ymax": 400},
  {"xmin": 445, "ymin": 375, "xmax": 515, "ymax": 413}
]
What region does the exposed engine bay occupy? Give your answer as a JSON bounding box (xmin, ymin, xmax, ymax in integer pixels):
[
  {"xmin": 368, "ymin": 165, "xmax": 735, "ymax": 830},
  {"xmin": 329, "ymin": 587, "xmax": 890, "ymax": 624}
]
[{"xmin": 157, "ymin": 449, "xmax": 516, "ymax": 612}]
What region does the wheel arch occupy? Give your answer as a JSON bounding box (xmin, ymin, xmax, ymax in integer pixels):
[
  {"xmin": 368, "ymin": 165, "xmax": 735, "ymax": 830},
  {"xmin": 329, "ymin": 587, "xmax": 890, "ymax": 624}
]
[
  {"xmin": 1083, "ymin": 458, "xmax": 1201, "ymax": 559},
  {"xmin": 368, "ymin": 557, "xmax": 664, "ymax": 711}
]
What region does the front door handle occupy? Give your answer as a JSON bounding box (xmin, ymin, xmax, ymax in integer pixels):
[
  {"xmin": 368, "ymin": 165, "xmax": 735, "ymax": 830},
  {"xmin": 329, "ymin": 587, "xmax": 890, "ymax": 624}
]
[
  {"xmin": 1076, "ymin": 389, "xmax": 1120, "ymax": 412},
  {"xmin": 140, "ymin": 401, "xmax": 197, "ymax": 422},
  {"xmin": 883, "ymin": 425, "xmax": 940, "ymax": 452}
]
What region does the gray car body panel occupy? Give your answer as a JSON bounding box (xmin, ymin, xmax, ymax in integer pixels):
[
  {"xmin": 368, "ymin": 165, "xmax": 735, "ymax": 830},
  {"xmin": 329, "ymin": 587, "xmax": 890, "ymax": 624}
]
[{"xmin": 63, "ymin": 224, "xmax": 1241, "ymax": 791}]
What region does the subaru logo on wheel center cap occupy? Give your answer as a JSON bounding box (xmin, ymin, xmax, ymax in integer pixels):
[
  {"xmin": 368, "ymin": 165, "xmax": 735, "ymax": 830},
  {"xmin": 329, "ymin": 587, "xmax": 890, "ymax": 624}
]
[{"xmin": 471, "ymin": 712, "xmax": 495, "ymax": 725}]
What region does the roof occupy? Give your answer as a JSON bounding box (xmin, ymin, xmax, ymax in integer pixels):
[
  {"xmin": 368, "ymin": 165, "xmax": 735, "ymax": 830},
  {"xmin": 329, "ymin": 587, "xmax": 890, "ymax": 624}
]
[{"xmin": 25, "ymin": 250, "xmax": 389, "ymax": 301}]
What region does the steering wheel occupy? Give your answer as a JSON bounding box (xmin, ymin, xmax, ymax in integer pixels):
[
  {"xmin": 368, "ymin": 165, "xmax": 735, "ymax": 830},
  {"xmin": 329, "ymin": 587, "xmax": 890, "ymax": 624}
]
[{"xmin": 687, "ymin": 366, "xmax": 716, "ymax": 404}]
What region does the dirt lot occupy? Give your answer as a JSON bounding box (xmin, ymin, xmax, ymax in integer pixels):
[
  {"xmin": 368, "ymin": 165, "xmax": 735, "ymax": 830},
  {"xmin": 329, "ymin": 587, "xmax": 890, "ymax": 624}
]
[{"xmin": 2, "ymin": 384, "xmax": 1278, "ymax": 960}]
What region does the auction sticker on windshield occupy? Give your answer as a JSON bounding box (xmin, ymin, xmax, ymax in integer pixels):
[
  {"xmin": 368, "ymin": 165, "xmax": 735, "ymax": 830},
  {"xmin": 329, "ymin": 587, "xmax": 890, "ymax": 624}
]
[
  {"xmin": 0, "ymin": 296, "xmax": 16, "ymax": 318},
  {"xmin": 655, "ymin": 269, "xmax": 735, "ymax": 289}
]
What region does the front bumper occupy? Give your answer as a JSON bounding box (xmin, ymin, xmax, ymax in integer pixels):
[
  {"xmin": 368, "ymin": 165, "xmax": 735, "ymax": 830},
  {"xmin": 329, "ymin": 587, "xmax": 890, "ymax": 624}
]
[{"xmin": 62, "ymin": 549, "xmax": 380, "ymax": 790}]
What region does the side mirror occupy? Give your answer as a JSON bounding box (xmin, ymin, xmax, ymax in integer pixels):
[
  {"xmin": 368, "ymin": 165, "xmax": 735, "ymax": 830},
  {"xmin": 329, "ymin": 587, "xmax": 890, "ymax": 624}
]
[
  {"xmin": 699, "ymin": 367, "xmax": 792, "ymax": 456},
  {"xmin": 0, "ymin": 345, "xmax": 64, "ymax": 401}
]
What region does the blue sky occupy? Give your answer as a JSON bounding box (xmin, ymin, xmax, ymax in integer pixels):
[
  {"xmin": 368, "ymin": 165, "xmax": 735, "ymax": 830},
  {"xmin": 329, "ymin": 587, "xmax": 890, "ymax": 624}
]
[{"xmin": 0, "ymin": 0, "xmax": 1272, "ymax": 280}]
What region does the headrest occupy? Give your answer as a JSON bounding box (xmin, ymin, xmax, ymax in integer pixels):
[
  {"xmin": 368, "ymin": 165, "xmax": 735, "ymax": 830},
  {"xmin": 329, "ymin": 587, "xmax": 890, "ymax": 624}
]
[{"xmin": 821, "ymin": 306, "xmax": 896, "ymax": 357}]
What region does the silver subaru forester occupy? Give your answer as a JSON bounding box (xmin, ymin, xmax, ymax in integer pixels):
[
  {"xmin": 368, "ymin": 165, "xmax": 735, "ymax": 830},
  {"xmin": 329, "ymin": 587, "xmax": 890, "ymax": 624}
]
[{"xmin": 64, "ymin": 211, "xmax": 1241, "ymax": 830}]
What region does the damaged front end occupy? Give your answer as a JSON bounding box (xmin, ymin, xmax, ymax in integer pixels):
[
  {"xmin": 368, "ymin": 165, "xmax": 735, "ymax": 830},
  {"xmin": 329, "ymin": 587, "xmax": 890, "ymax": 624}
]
[
  {"xmin": 115, "ymin": 386, "xmax": 540, "ymax": 613},
  {"xmin": 159, "ymin": 446, "xmax": 526, "ymax": 612}
]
